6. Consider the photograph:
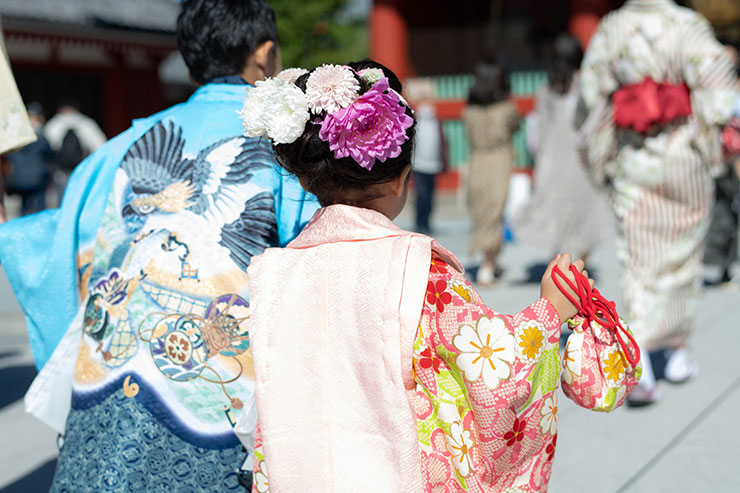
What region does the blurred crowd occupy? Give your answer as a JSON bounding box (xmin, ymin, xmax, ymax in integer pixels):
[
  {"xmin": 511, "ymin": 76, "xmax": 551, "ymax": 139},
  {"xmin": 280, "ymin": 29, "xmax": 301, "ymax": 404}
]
[{"xmin": 0, "ymin": 101, "xmax": 105, "ymax": 219}]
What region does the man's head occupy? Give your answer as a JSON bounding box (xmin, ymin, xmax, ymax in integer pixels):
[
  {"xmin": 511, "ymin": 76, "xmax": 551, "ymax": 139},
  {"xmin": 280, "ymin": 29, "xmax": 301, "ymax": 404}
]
[{"xmin": 177, "ymin": 0, "xmax": 280, "ymax": 85}]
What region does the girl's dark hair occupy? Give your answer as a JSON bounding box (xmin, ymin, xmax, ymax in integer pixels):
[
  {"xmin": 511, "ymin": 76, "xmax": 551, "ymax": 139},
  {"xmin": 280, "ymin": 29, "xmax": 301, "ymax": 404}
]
[
  {"xmin": 177, "ymin": 0, "xmax": 279, "ymax": 84},
  {"xmin": 548, "ymin": 34, "xmax": 583, "ymax": 95},
  {"xmin": 273, "ymin": 59, "xmax": 416, "ymax": 207},
  {"xmin": 468, "ymin": 61, "xmax": 510, "ymax": 106}
]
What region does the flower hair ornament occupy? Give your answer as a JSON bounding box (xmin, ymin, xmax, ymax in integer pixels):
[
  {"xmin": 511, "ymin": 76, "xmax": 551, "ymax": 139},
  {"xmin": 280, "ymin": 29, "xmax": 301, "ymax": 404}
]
[{"xmin": 239, "ymin": 64, "xmax": 414, "ymax": 170}]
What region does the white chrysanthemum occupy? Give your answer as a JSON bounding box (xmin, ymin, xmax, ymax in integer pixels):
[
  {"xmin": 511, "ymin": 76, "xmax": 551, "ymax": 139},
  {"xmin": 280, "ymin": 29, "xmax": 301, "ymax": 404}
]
[
  {"xmin": 240, "ymin": 78, "xmax": 282, "ymax": 138},
  {"xmin": 276, "ymin": 67, "xmax": 309, "ymax": 85},
  {"xmin": 358, "ymin": 67, "xmax": 384, "ymax": 85},
  {"xmin": 264, "ymin": 84, "xmax": 310, "ymax": 144},
  {"xmin": 305, "ymin": 64, "xmax": 359, "ymax": 114}
]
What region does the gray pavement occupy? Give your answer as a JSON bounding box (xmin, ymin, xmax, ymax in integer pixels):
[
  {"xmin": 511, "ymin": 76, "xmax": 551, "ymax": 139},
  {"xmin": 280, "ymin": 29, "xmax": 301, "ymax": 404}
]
[{"xmin": 0, "ymin": 191, "xmax": 738, "ymax": 492}]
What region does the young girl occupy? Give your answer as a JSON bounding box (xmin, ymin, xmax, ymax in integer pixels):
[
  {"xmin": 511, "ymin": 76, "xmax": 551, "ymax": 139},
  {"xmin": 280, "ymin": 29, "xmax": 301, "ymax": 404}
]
[{"xmin": 240, "ymin": 60, "xmax": 641, "ymax": 492}]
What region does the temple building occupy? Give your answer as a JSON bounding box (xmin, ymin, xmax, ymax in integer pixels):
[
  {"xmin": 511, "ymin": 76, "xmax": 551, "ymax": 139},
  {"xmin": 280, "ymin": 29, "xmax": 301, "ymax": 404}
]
[{"xmin": 0, "ymin": 0, "xmax": 187, "ymax": 138}]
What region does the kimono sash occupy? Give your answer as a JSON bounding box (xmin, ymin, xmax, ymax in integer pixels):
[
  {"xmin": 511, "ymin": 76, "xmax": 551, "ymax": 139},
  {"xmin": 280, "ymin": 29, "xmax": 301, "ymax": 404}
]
[
  {"xmin": 613, "ymin": 77, "xmax": 692, "ymax": 134},
  {"xmin": 247, "ymin": 205, "xmax": 461, "ymax": 492}
]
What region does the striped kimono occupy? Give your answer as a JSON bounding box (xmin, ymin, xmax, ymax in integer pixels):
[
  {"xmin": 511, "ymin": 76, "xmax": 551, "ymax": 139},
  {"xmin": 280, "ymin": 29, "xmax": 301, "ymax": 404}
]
[{"xmin": 576, "ymin": 0, "xmax": 738, "ymax": 351}]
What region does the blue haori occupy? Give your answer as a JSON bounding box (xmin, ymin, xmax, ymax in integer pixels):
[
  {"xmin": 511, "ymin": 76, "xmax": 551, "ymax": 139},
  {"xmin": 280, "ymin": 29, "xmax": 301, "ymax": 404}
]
[{"xmin": 0, "ymin": 82, "xmax": 318, "ymax": 489}]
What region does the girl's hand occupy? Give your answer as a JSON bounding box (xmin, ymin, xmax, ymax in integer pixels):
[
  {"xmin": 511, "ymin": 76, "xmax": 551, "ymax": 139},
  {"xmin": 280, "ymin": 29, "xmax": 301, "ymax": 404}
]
[{"xmin": 540, "ymin": 253, "xmax": 594, "ymax": 323}]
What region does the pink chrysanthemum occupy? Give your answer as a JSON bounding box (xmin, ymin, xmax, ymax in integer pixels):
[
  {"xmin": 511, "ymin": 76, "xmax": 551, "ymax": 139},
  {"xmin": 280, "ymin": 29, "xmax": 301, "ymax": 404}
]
[
  {"xmin": 276, "ymin": 67, "xmax": 309, "ymax": 85},
  {"xmin": 305, "ymin": 64, "xmax": 360, "ymax": 114},
  {"xmin": 318, "ymin": 77, "xmax": 414, "ymax": 170}
]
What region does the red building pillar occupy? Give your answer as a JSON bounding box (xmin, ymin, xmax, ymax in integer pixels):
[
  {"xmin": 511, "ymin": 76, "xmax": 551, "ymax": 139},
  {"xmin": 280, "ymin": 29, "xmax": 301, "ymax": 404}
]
[
  {"xmin": 569, "ymin": 0, "xmax": 610, "ymax": 48},
  {"xmin": 370, "ymin": 0, "xmax": 409, "ymax": 80},
  {"xmin": 103, "ymin": 53, "xmax": 127, "ymax": 137}
]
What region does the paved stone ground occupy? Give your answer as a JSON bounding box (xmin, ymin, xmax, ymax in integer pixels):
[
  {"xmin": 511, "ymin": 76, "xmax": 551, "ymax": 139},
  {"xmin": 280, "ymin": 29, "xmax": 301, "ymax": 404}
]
[{"xmin": 1, "ymin": 191, "xmax": 738, "ymax": 492}]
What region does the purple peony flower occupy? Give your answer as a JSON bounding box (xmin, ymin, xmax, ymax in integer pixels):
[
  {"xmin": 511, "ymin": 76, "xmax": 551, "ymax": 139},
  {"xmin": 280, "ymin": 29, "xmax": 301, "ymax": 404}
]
[{"xmin": 318, "ymin": 77, "xmax": 414, "ymax": 170}]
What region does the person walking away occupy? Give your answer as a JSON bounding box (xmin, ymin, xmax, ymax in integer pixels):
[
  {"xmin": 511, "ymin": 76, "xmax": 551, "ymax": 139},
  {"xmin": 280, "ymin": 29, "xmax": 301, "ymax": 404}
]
[
  {"xmin": 44, "ymin": 99, "xmax": 106, "ymax": 204},
  {"xmin": 464, "ymin": 61, "xmax": 519, "ymax": 285},
  {"xmin": 513, "ymin": 34, "xmax": 611, "ymax": 264},
  {"xmin": 576, "ymin": 0, "xmax": 738, "ymax": 405},
  {"xmin": 240, "ymin": 60, "xmax": 640, "ymax": 492},
  {"xmin": 0, "ymin": 0, "xmax": 318, "ymax": 490},
  {"xmin": 411, "ymin": 94, "xmax": 447, "ymax": 234},
  {"xmin": 3, "ymin": 103, "xmax": 54, "ymax": 215}
]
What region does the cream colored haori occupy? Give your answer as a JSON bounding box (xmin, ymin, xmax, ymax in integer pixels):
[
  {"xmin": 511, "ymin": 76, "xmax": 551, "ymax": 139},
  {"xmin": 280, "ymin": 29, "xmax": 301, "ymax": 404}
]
[
  {"xmin": 577, "ymin": 0, "xmax": 738, "ymax": 351},
  {"xmin": 0, "ymin": 21, "xmax": 35, "ymax": 154}
]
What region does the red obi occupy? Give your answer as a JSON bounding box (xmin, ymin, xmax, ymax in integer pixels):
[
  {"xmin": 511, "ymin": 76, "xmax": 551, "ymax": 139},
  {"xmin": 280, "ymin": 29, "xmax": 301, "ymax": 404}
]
[
  {"xmin": 613, "ymin": 77, "xmax": 692, "ymax": 134},
  {"xmin": 722, "ymin": 116, "xmax": 740, "ymax": 160}
]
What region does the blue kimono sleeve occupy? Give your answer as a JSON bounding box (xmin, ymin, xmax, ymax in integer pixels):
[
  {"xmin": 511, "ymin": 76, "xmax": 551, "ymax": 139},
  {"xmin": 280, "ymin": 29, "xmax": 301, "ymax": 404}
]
[
  {"xmin": 274, "ymin": 166, "xmax": 319, "ymax": 246},
  {"xmin": 0, "ymin": 128, "xmax": 134, "ymax": 369}
]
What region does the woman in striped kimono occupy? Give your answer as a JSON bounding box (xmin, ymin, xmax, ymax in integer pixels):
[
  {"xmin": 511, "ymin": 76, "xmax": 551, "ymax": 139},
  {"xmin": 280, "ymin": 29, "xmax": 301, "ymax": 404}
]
[{"xmin": 576, "ymin": 0, "xmax": 738, "ymax": 404}]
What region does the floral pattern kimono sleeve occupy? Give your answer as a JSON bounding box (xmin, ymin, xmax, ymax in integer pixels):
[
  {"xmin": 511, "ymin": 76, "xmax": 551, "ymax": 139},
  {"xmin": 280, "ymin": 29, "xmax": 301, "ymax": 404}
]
[{"xmin": 411, "ymin": 255, "xmax": 639, "ymax": 491}]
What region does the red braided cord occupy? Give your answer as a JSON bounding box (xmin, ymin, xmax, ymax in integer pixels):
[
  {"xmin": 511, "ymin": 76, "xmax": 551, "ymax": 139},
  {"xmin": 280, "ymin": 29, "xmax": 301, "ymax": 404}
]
[{"xmin": 551, "ymin": 264, "xmax": 641, "ymax": 366}]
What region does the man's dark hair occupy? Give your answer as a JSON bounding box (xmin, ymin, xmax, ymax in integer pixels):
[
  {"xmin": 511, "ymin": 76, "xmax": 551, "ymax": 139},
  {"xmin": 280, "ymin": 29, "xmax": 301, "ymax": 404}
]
[{"xmin": 177, "ymin": 0, "xmax": 279, "ymax": 84}]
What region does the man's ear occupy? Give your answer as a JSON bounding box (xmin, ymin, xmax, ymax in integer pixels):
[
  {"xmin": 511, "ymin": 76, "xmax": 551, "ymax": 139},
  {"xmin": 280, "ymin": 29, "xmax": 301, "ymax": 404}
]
[{"xmin": 253, "ymin": 40, "xmax": 280, "ymax": 78}]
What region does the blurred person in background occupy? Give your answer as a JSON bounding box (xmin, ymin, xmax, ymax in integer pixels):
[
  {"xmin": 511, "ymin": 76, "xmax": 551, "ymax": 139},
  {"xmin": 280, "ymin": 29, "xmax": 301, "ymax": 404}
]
[
  {"xmin": 2, "ymin": 102, "xmax": 54, "ymax": 216},
  {"xmin": 411, "ymin": 88, "xmax": 447, "ymax": 235},
  {"xmin": 0, "ymin": 0, "xmax": 318, "ymax": 491},
  {"xmin": 513, "ymin": 34, "xmax": 610, "ymax": 265},
  {"xmin": 704, "ymin": 46, "xmax": 740, "ymax": 288},
  {"xmin": 576, "ymin": 0, "xmax": 738, "ymax": 405},
  {"xmin": 0, "ymin": 13, "xmax": 37, "ymax": 222},
  {"xmin": 464, "ymin": 60, "xmax": 519, "ymax": 285},
  {"xmin": 44, "ymin": 99, "xmax": 106, "ymax": 204}
]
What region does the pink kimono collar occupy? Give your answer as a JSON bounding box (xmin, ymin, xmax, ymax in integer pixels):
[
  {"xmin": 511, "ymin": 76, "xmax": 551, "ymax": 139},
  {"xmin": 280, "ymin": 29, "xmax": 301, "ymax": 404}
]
[{"xmin": 288, "ymin": 204, "xmax": 463, "ymax": 271}]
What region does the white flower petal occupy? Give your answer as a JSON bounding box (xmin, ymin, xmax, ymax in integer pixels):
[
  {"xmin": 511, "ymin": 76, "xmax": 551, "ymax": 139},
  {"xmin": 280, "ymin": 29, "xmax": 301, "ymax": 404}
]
[
  {"xmin": 453, "ymin": 324, "xmax": 482, "ymax": 353},
  {"xmin": 477, "ymin": 316, "xmax": 506, "ymax": 345},
  {"xmin": 480, "ymin": 354, "xmax": 510, "ymax": 389},
  {"xmin": 456, "ymin": 352, "xmax": 483, "ymax": 382}
]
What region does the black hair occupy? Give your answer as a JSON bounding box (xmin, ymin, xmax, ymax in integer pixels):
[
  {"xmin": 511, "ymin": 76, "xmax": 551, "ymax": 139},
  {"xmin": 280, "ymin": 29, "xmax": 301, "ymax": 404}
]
[
  {"xmin": 272, "ymin": 59, "xmax": 416, "ymax": 207},
  {"xmin": 177, "ymin": 0, "xmax": 279, "ymax": 84},
  {"xmin": 468, "ymin": 60, "xmax": 510, "ymax": 106},
  {"xmin": 548, "ymin": 34, "xmax": 583, "ymax": 95}
]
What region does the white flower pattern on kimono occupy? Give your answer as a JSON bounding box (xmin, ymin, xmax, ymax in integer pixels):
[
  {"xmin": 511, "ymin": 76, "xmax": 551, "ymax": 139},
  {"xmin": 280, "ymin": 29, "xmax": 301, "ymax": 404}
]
[
  {"xmin": 539, "ymin": 394, "xmax": 558, "ymax": 435},
  {"xmin": 444, "ymin": 421, "xmax": 474, "ymax": 477},
  {"xmin": 453, "ymin": 316, "xmax": 515, "ymax": 389},
  {"xmin": 255, "ymin": 460, "xmax": 269, "ymax": 492},
  {"xmin": 561, "ymin": 331, "xmax": 584, "ymax": 385}
]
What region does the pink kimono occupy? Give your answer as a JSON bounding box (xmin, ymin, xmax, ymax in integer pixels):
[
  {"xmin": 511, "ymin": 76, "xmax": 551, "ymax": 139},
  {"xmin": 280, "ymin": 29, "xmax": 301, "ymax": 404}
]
[{"xmin": 247, "ymin": 205, "xmax": 640, "ymax": 492}]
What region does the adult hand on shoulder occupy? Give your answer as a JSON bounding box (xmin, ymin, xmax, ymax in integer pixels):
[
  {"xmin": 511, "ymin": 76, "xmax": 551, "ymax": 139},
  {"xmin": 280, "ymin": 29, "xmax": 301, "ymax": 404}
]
[{"xmin": 540, "ymin": 253, "xmax": 594, "ymax": 323}]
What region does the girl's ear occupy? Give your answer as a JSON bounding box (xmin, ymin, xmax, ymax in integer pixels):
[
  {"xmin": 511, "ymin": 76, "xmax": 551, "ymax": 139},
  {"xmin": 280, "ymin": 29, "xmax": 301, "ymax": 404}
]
[{"xmin": 391, "ymin": 165, "xmax": 412, "ymax": 198}]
